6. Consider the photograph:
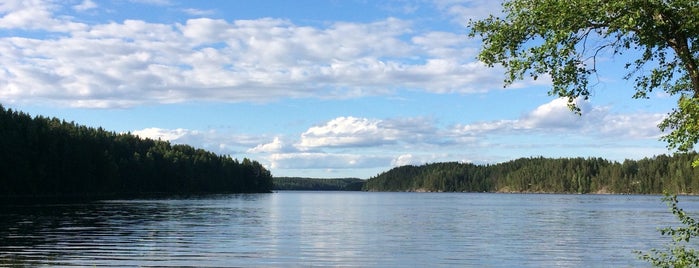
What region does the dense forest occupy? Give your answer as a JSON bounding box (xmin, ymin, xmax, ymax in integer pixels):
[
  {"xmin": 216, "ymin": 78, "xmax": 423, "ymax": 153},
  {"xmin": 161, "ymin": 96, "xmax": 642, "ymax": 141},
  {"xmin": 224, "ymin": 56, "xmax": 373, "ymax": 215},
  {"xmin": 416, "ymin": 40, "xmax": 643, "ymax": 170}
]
[
  {"xmin": 363, "ymin": 154, "xmax": 699, "ymax": 194},
  {"xmin": 0, "ymin": 104, "xmax": 273, "ymax": 199},
  {"xmin": 273, "ymin": 177, "xmax": 365, "ymax": 191}
]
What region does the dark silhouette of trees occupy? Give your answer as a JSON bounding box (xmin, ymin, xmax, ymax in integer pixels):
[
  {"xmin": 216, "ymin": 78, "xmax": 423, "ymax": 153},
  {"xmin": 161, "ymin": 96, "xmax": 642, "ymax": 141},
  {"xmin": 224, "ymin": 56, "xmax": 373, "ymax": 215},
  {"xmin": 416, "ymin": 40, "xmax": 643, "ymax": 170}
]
[
  {"xmin": 273, "ymin": 177, "xmax": 365, "ymax": 191},
  {"xmin": 364, "ymin": 155, "xmax": 699, "ymax": 194},
  {"xmin": 0, "ymin": 104, "xmax": 272, "ymax": 200}
]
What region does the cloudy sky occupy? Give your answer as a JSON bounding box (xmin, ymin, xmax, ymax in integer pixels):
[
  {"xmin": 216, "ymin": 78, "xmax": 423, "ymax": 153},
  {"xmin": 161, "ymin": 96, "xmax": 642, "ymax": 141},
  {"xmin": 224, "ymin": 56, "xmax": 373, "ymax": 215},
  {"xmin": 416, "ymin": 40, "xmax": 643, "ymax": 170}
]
[{"xmin": 1, "ymin": 0, "xmax": 677, "ymax": 178}]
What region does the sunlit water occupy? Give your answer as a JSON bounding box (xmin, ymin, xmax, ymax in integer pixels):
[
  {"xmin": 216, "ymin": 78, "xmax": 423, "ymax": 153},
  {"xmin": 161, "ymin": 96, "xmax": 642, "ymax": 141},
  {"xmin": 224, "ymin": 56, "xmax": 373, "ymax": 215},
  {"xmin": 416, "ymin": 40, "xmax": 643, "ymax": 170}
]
[{"xmin": 2, "ymin": 192, "xmax": 698, "ymax": 267}]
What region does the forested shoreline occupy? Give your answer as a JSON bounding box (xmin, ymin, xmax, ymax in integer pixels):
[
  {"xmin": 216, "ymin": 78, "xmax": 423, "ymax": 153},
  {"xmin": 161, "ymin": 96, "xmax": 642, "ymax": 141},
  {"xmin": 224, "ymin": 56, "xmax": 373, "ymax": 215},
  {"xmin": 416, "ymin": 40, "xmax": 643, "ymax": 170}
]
[
  {"xmin": 5, "ymin": 103, "xmax": 699, "ymax": 198},
  {"xmin": 363, "ymin": 154, "xmax": 699, "ymax": 194},
  {"xmin": 273, "ymin": 177, "xmax": 365, "ymax": 191},
  {"xmin": 0, "ymin": 105, "xmax": 273, "ymax": 200}
]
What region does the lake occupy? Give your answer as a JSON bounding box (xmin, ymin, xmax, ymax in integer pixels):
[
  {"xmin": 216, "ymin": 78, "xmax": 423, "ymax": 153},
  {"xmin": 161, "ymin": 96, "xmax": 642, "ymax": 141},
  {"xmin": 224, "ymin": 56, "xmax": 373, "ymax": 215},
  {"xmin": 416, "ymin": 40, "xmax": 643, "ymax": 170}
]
[{"xmin": 1, "ymin": 192, "xmax": 697, "ymax": 267}]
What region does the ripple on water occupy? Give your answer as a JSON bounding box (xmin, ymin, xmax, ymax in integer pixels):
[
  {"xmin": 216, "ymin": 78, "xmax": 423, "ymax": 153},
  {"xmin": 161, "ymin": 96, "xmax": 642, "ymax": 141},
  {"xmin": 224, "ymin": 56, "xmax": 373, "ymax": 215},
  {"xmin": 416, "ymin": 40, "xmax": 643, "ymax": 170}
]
[{"xmin": 0, "ymin": 192, "xmax": 691, "ymax": 267}]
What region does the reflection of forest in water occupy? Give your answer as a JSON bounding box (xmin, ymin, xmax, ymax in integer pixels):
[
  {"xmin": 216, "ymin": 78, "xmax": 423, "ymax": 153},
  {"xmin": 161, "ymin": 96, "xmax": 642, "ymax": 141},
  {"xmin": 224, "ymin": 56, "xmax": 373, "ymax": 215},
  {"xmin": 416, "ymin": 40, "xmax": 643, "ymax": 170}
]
[
  {"xmin": 0, "ymin": 195, "xmax": 266, "ymax": 267},
  {"xmin": 0, "ymin": 192, "xmax": 692, "ymax": 267}
]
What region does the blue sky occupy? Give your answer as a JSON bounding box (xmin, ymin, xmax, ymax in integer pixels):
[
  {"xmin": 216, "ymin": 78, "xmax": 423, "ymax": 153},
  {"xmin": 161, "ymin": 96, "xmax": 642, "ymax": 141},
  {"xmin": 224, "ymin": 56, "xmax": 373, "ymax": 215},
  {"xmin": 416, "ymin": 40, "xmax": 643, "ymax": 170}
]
[{"xmin": 0, "ymin": 0, "xmax": 677, "ymax": 178}]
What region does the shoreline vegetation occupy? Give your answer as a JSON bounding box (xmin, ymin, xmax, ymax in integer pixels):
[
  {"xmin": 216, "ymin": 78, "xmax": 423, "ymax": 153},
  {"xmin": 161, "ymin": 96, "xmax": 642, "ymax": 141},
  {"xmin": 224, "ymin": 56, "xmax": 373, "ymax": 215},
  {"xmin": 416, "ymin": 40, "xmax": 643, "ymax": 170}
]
[
  {"xmin": 363, "ymin": 155, "xmax": 699, "ymax": 194},
  {"xmin": 273, "ymin": 177, "xmax": 364, "ymax": 191},
  {"xmin": 4, "ymin": 103, "xmax": 699, "ymax": 198},
  {"xmin": 0, "ymin": 104, "xmax": 273, "ymax": 202}
]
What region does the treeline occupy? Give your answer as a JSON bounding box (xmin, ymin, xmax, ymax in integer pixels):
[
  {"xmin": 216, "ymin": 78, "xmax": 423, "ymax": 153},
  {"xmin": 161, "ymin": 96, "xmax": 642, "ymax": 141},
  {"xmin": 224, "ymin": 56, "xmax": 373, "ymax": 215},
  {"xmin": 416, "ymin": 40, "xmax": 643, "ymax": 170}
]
[
  {"xmin": 0, "ymin": 104, "xmax": 273, "ymax": 199},
  {"xmin": 273, "ymin": 177, "xmax": 365, "ymax": 191},
  {"xmin": 363, "ymin": 154, "xmax": 699, "ymax": 194}
]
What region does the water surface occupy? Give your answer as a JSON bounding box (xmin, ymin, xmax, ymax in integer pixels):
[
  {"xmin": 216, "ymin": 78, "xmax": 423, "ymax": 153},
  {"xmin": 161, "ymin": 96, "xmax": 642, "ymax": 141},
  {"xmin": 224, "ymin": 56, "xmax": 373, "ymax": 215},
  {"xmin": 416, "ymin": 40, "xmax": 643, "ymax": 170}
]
[{"xmin": 1, "ymin": 192, "xmax": 696, "ymax": 267}]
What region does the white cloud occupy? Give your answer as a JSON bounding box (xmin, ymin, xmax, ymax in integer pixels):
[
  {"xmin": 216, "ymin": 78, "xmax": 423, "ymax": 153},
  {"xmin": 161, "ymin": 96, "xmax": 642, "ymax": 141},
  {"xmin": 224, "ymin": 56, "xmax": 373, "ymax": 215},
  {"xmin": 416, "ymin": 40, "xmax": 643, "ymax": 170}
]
[
  {"xmin": 391, "ymin": 153, "xmax": 457, "ymax": 167},
  {"xmin": 1, "ymin": 1, "xmax": 670, "ymax": 178},
  {"xmin": 131, "ymin": 127, "xmax": 271, "ymax": 156},
  {"xmin": 132, "ymin": 127, "xmax": 192, "ymax": 141},
  {"xmin": 268, "ymin": 152, "xmax": 390, "ymax": 169},
  {"xmin": 296, "ymin": 116, "xmax": 440, "ymax": 149},
  {"xmin": 0, "ymin": 3, "xmax": 508, "ymax": 108},
  {"xmin": 392, "ymin": 154, "xmax": 416, "ymax": 166},
  {"xmin": 597, "ymin": 113, "xmax": 665, "ymax": 139},
  {"xmin": 0, "ymin": 0, "xmax": 87, "ymax": 32},
  {"xmin": 412, "ymin": 31, "xmax": 474, "ymax": 59},
  {"xmin": 73, "ymin": 0, "xmax": 97, "ymax": 11},
  {"xmin": 248, "ymin": 137, "xmax": 295, "ymax": 153},
  {"xmin": 457, "ymin": 120, "xmax": 517, "ymax": 134},
  {"xmin": 297, "ymin": 117, "xmax": 394, "ymax": 148},
  {"xmin": 181, "ymin": 8, "xmax": 215, "ymax": 16},
  {"xmin": 519, "ymin": 97, "xmax": 588, "ymax": 129},
  {"xmin": 127, "ymin": 97, "xmax": 666, "ymax": 177},
  {"xmin": 245, "ymin": 117, "xmax": 450, "ymax": 172},
  {"xmin": 455, "ymin": 98, "xmax": 665, "ymax": 139}
]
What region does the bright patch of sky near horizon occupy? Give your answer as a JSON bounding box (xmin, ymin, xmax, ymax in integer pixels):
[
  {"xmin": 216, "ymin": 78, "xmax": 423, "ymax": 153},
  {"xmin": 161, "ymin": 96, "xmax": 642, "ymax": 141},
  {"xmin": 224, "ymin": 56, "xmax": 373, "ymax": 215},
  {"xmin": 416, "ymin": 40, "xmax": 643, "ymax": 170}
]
[{"xmin": 0, "ymin": 0, "xmax": 678, "ymax": 178}]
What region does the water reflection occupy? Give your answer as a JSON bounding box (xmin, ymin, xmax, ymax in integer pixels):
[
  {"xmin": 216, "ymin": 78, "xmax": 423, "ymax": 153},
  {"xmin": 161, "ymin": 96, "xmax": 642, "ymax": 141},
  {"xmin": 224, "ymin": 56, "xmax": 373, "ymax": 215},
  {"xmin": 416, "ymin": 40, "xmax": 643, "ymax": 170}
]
[
  {"xmin": 0, "ymin": 192, "xmax": 696, "ymax": 267},
  {"xmin": 0, "ymin": 194, "xmax": 271, "ymax": 267}
]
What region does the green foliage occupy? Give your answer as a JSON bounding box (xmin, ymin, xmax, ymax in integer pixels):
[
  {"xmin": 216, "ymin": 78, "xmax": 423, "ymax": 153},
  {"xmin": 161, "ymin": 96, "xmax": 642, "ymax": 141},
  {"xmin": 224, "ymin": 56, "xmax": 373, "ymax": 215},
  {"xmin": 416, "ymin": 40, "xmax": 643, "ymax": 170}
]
[
  {"xmin": 660, "ymin": 97, "xmax": 699, "ymax": 166},
  {"xmin": 638, "ymin": 194, "xmax": 699, "ymax": 267},
  {"xmin": 468, "ymin": 2, "xmax": 699, "ymax": 264},
  {"xmin": 363, "ymin": 155, "xmax": 699, "ymax": 194},
  {"xmin": 0, "ymin": 104, "xmax": 273, "ymax": 199},
  {"xmin": 273, "ymin": 177, "xmax": 365, "ymax": 191},
  {"xmin": 469, "ymin": 0, "xmax": 699, "ymax": 147}
]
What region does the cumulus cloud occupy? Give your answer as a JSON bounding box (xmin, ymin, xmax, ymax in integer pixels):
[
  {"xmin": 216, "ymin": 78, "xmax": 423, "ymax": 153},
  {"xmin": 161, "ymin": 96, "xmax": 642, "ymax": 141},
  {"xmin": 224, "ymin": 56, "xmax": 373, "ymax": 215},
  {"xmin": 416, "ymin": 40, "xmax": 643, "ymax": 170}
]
[
  {"xmin": 458, "ymin": 120, "xmax": 517, "ymax": 134},
  {"xmin": 412, "ymin": 31, "xmax": 474, "ymax": 59},
  {"xmin": 392, "ymin": 154, "xmax": 417, "ymax": 166},
  {"xmin": 297, "ymin": 117, "xmax": 394, "ymax": 148},
  {"xmin": 296, "ymin": 116, "xmax": 440, "ymax": 149},
  {"xmin": 133, "ymin": 127, "xmax": 193, "ymax": 141},
  {"xmin": 244, "ymin": 117, "xmax": 447, "ymax": 172},
  {"xmin": 0, "ymin": 0, "xmax": 87, "ymax": 32},
  {"xmin": 596, "ymin": 113, "xmax": 665, "ymax": 139},
  {"xmin": 130, "ymin": 97, "xmax": 667, "ymax": 176},
  {"xmin": 519, "ymin": 97, "xmax": 589, "ymax": 129},
  {"xmin": 0, "ymin": 2, "xmax": 506, "ymax": 108},
  {"xmin": 248, "ymin": 137, "xmax": 296, "ymax": 153},
  {"xmin": 455, "ymin": 98, "xmax": 665, "ymax": 139},
  {"xmin": 250, "ymin": 99, "xmax": 665, "ymax": 172}
]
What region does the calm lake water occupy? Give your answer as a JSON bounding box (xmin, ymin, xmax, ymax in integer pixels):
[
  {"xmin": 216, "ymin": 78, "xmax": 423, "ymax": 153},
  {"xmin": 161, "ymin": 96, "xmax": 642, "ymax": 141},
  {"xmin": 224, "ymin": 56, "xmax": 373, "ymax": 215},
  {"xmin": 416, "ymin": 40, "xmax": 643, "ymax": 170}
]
[{"xmin": 1, "ymin": 192, "xmax": 698, "ymax": 267}]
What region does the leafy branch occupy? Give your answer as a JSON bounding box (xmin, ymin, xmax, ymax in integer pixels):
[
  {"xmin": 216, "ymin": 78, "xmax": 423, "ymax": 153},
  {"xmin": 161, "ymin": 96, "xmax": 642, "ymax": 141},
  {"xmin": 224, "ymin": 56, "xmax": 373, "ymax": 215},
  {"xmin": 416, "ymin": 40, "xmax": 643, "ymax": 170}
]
[{"xmin": 637, "ymin": 194, "xmax": 699, "ymax": 267}]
